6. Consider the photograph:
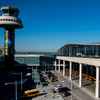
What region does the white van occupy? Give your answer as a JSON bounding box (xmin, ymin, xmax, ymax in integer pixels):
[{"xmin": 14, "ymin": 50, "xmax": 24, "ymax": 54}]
[{"xmin": 76, "ymin": 53, "xmax": 82, "ymax": 57}]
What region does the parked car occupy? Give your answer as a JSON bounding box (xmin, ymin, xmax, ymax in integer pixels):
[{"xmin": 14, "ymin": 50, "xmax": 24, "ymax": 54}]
[
  {"xmin": 76, "ymin": 53, "xmax": 82, "ymax": 57},
  {"xmin": 58, "ymin": 87, "xmax": 69, "ymax": 97},
  {"xmin": 95, "ymin": 55, "xmax": 99, "ymax": 57}
]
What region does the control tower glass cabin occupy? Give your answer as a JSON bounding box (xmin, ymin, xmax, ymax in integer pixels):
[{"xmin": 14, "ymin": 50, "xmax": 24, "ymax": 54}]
[{"xmin": 0, "ymin": 6, "xmax": 23, "ymax": 67}]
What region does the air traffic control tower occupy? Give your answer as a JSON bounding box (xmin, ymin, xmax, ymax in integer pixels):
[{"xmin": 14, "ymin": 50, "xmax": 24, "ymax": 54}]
[{"xmin": 0, "ymin": 6, "xmax": 23, "ymax": 67}]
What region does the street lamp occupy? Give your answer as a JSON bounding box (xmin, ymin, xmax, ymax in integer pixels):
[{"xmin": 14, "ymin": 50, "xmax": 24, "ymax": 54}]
[
  {"xmin": 15, "ymin": 72, "xmax": 23, "ymax": 91},
  {"xmin": 5, "ymin": 81, "xmax": 17, "ymax": 100}
]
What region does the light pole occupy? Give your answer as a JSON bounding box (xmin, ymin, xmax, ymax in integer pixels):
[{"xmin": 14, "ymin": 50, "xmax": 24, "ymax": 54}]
[
  {"xmin": 15, "ymin": 72, "xmax": 23, "ymax": 91},
  {"xmin": 5, "ymin": 81, "xmax": 17, "ymax": 100}
]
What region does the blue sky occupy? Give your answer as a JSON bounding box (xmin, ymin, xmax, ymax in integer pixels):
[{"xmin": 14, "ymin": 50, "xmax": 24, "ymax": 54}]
[{"xmin": 0, "ymin": 0, "xmax": 100, "ymax": 52}]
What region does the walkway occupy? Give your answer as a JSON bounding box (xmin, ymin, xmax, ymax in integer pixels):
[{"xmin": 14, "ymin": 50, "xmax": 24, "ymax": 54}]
[
  {"xmin": 60, "ymin": 69, "xmax": 100, "ymax": 99},
  {"xmin": 32, "ymin": 71, "xmax": 64, "ymax": 100},
  {"xmin": 52, "ymin": 70, "xmax": 98, "ymax": 100}
]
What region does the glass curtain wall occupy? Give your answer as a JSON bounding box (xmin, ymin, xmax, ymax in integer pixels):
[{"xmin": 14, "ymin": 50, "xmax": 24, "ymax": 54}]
[{"xmin": 59, "ymin": 45, "xmax": 100, "ymax": 56}]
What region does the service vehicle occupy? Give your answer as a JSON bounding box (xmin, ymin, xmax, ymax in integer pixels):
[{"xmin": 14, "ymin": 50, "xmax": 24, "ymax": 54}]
[
  {"xmin": 23, "ymin": 89, "xmax": 40, "ymax": 98},
  {"xmin": 58, "ymin": 87, "xmax": 69, "ymax": 97}
]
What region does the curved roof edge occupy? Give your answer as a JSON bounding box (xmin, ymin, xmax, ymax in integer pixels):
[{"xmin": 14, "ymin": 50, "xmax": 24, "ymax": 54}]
[{"xmin": 58, "ymin": 42, "xmax": 100, "ymax": 52}]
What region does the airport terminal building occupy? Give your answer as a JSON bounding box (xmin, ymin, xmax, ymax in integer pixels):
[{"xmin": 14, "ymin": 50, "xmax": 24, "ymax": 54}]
[
  {"xmin": 15, "ymin": 53, "xmax": 56, "ymax": 69},
  {"xmin": 58, "ymin": 42, "xmax": 100, "ymax": 57},
  {"xmin": 56, "ymin": 42, "xmax": 100, "ymax": 98},
  {"xmin": 1, "ymin": 42, "xmax": 100, "ymax": 98}
]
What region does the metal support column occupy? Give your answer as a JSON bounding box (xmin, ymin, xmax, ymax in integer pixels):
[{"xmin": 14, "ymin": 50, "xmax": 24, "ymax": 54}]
[{"xmin": 15, "ymin": 81, "xmax": 17, "ymax": 100}]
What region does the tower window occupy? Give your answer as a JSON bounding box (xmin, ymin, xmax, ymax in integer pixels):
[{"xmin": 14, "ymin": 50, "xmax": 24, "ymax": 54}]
[
  {"xmin": 2, "ymin": 9, "xmax": 8, "ymax": 13},
  {"xmin": 10, "ymin": 9, "xmax": 15, "ymax": 14}
]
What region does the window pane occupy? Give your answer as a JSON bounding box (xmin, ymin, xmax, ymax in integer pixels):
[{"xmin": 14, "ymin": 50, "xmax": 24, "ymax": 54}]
[
  {"xmin": 2, "ymin": 9, "xmax": 8, "ymax": 13},
  {"xmin": 10, "ymin": 9, "xmax": 15, "ymax": 14}
]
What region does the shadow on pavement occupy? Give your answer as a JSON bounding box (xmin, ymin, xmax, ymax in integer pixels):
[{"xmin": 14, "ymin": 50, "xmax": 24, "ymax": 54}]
[
  {"xmin": 65, "ymin": 92, "xmax": 71, "ymax": 97},
  {"xmin": 39, "ymin": 92, "xmax": 47, "ymax": 96},
  {"xmin": 82, "ymin": 82, "xmax": 94, "ymax": 86},
  {"xmin": 40, "ymin": 73, "xmax": 48, "ymax": 87},
  {"xmin": 42, "ymin": 82, "xmax": 48, "ymax": 86},
  {"xmin": 55, "ymin": 95, "xmax": 60, "ymax": 98}
]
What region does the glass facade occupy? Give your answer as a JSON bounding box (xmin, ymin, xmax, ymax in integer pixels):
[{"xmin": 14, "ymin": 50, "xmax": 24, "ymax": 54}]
[
  {"xmin": 58, "ymin": 44, "xmax": 100, "ymax": 57},
  {"xmin": 1, "ymin": 6, "xmax": 19, "ymax": 17},
  {"xmin": 15, "ymin": 55, "xmax": 56, "ymax": 66}
]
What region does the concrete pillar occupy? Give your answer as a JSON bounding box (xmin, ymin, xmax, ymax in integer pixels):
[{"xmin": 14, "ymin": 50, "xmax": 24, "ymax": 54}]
[
  {"xmin": 63, "ymin": 60, "xmax": 65, "ymax": 76},
  {"xmin": 95, "ymin": 66, "xmax": 99, "ymax": 98},
  {"xmin": 55, "ymin": 60, "xmax": 57, "ymax": 71},
  {"xmin": 58, "ymin": 59, "xmax": 60, "ymax": 72},
  {"xmin": 69, "ymin": 61, "xmax": 72, "ymax": 80},
  {"xmin": 79, "ymin": 63, "xmax": 82, "ymax": 87}
]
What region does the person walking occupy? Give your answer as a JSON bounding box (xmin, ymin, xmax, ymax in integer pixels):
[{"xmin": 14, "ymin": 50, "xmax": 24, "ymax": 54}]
[{"xmin": 53, "ymin": 93, "xmax": 55, "ymax": 99}]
